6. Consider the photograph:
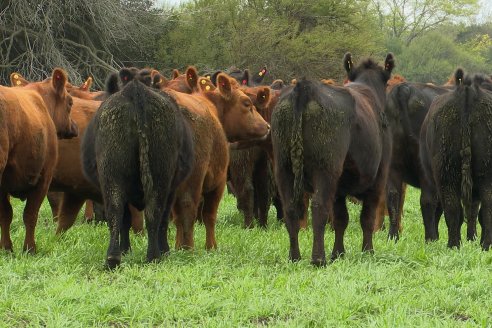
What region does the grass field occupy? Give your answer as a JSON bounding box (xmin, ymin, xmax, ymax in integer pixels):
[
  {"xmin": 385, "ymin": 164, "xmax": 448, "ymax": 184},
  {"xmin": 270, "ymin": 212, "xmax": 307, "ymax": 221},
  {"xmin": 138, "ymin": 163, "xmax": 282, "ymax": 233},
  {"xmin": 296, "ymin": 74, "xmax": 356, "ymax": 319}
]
[{"xmin": 1, "ymin": 187, "xmax": 491, "ymax": 327}]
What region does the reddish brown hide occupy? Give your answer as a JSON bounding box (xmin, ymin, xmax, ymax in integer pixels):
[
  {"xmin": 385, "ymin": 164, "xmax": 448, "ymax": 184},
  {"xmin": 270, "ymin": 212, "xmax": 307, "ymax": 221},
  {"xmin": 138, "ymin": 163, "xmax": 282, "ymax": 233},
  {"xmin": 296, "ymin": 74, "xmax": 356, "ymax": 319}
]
[{"xmin": 0, "ymin": 69, "xmax": 77, "ymax": 253}]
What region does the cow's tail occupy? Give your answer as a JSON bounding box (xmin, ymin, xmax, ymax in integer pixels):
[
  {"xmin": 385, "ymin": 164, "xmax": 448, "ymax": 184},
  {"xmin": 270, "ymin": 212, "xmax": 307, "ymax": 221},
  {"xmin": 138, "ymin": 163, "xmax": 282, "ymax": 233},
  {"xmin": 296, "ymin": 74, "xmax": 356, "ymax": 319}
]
[
  {"xmin": 395, "ymin": 83, "xmax": 415, "ymax": 140},
  {"xmin": 290, "ymin": 80, "xmax": 311, "ymax": 212},
  {"xmin": 124, "ymin": 80, "xmax": 155, "ymax": 208},
  {"xmin": 457, "ymin": 68, "xmax": 473, "ymax": 222}
]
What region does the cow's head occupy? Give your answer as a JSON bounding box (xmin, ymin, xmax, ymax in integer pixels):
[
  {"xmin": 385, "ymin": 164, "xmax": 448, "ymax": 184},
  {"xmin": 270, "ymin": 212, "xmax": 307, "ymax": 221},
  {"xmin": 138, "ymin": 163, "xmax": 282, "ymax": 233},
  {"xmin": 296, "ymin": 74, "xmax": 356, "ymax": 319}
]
[
  {"xmin": 204, "ymin": 73, "xmax": 270, "ymax": 142},
  {"xmin": 165, "ymin": 67, "xmax": 195, "ymax": 93},
  {"xmin": 344, "ymin": 52, "xmax": 395, "ymax": 86},
  {"xmin": 11, "ymin": 69, "xmax": 78, "ymax": 139}
]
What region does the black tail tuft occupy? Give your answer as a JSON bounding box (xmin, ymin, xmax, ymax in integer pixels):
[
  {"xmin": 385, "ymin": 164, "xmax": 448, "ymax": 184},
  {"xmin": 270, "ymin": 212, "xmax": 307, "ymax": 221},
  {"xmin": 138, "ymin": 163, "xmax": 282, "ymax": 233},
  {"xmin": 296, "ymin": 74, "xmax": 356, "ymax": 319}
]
[
  {"xmin": 291, "ymin": 79, "xmax": 313, "ymax": 118},
  {"xmin": 455, "ymin": 68, "xmax": 465, "ymax": 86}
]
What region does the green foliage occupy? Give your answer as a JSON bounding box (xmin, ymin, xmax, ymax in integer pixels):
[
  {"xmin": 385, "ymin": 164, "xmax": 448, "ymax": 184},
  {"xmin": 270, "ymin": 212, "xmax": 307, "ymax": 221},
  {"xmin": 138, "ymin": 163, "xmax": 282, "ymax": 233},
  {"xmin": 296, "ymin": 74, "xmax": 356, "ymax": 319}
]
[
  {"xmin": 372, "ymin": 0, "xmax": 479, "ymax": 46},
  {"xmin": 2, "ymin": 189, "xmax": 492, "ymax": 326},
  {"xmin": 394, "ymin": 25, "xmax": 491, "ymax": 83},
  {"xmin": 157, "ymin": 0, "xmax": 385, "ymax": 82}
]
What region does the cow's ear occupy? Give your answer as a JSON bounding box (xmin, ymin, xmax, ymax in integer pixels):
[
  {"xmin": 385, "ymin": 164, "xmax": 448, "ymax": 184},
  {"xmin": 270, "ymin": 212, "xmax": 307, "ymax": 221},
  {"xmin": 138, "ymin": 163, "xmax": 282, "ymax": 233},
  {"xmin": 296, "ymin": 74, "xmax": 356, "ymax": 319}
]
[
  {"xmin": 384, "ymin": 53, "xmax": 395, "ymax": 73},
  {"xmin": 343, "ymin": 53, "xmax": 353, "ymax": 73},
  {"xmin": 253, "ymin": 66, "xmax": 267, "ymax": 84},
  {"xmin": 185, "ymin": 66, "xmax": 199, "ymax": 91},
  {"xmin": 172, "ymin": 69, "xmax": 180, "ymax": 80},
  {"xmin": 80, "ymin": 77, "xmax": 92, "ymax": 91},
  {"xmin": 119, "ymin": 68, "xmax": 134, "ymax": 85},
  {"xmin": 241, "ymin": 69, "xmax": 250, "ymax": 86},
  {"xmin": 10, "ymin": 72, "xmax": 29, "ymax": 87},
  {"xmin": 152, "ymin": 72, "xmax": 168, "ymax": 89},
  {"xmin": 256, "ymin": 87, "xmax": 270, "ymax": 109},
  {"xmin": 52, "ymin": 68, "xmax": 68, "ymax": 96},
  {"xmin": 198, "ymin": 77, "xmax": 216, "ymax": 92},
  {"xmin": 106, "ymin": 72, "xmax": 120, "ymax": 95},
  {"xmin": 211, "ymin": 70, "xmax": 222, "ymax": 86},
  {"xmin": 217, "ymin": 73, "xmax": 233, "ymax": 99},
  {"xmin": 455, "ymin": 68, "xmax": 465, "ymax": 86},
  {"xmin": 270, "ymin": 79, "xmax": 284, "ymax": 90}
]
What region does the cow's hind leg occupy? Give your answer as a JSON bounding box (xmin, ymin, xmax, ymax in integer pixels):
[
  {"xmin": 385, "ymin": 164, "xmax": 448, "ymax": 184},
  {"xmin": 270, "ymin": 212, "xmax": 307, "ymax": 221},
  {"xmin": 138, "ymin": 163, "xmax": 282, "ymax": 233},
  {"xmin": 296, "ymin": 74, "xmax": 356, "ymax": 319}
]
[
  {"xmin": 440, "ymin": 186, "xmax": 462, "ymax": 249},
  {"xmin": 331, "ymin": 196, "xmax": 348, "ymax": 261},
  {"xmin": 47, "ymin": 192, "xmax": 62, "ymax": 222},
  {"xmin": 55, "ymin": 193, "xmax": 85, "ymax": 234},
  {"xmin": 120, "ymin": 205, "xmax": 132, "ymax": 254},
  {"xmin": 0, "ymin": 192, "xmax": 13, "ymax": 251},
  {"xmin": 202, "ymin": 183, "xmax": 226, "ymax": 250},
  {"xmin": 144, "ymin": 200, "xmax": 166, "ymax": 263},
  {"xmin": 359, "ymin": 191, "xmax": 380, "ymax": 254},
  {"xmin": 275, "ymin": 166, "xmax": 303, "ymax": 262},
  {"xmin": 158, "ymin": 192, "xmax": 176, "ymax": 256},
  {"xmin": 129, "ymin": 205, "xmax": 144, "ymax": 234},
  {"xmin": 254, "ymin": 162, "xmax": 270, "ymax": 228},
  {"xmin": 386, "ymin": 173, "xmax": 404, "ymax": 241},
  {"xmin": 173, "ymin": 192, "xmax": 198, "ymax": 250},
  {"xmin": 466, "ymin": 200, "xmax": 480, "ymax": 241},
  {"xmin": 478, "ymin": 185, "xmax": 492, "ymax": 250},
  {"xmin": 23, "ymin": 175, "xmax": 52, "ymax": 253},
  {"xmin": 84, "ymin": 201, "xmax": 94, "ymax": 222},
  {"xmin": 420, "ymin": 181, "xmax": 440, "ymax": 242},
  {"xmin": 310, "ymin": 175, "xmax": 335, "ymax": 267}
]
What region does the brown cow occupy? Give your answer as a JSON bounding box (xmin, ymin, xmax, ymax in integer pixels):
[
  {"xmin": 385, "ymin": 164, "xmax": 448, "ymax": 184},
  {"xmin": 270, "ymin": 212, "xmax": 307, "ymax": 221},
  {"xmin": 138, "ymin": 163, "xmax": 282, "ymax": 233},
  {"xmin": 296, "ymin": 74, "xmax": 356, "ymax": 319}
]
[
  {"xmin": 228, "ymin": 85, "xmax": 275, "ymax": 228},
  {"xmin": 162, "ymin": 67, "xmax": 270, "ymax": 249},
  {"xmin": 0, "ymin": 68, "xmax": 78, "ymax": 253}
]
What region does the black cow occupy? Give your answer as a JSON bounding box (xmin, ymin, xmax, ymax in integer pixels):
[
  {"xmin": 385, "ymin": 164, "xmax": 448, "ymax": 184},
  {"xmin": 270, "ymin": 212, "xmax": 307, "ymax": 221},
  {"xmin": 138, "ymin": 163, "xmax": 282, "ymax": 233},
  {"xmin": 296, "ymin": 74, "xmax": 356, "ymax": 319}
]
[
  {"xmin": 209, "ymin": 66, "xmax": 268, "ymax": 87},
  {"xmin": 271, "ymin": 53, "xmax": 394, "ymax": 266},
  {"xmin": 420, "ymin": 69, "xmax": 492, "ymax": 250},
  {"xmin": 385, "ymin": 82, "xmax": 451, "ymax": 241},
  {"xmin": 81, "ymin": 68, "xmax": 194, "ymax": 268}
]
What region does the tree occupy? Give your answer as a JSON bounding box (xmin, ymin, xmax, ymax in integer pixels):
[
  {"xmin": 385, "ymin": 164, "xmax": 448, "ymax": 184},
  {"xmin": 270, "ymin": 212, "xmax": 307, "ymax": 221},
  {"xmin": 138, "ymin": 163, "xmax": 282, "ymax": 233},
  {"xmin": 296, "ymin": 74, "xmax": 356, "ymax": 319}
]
[
  {"xmin": 396, "ymin": 26, "xmax": 488, "ymax": 83},
  {"xmin": 371, "ymin": 0, "xmax": 479, "ymax": 46},
  {"xmin": 0, "ymin": 0, "xmax": 166, "ymax": 87},
  {"xmin": 157, "ymin": 0, "xmax": 386, "ymax": 82}
]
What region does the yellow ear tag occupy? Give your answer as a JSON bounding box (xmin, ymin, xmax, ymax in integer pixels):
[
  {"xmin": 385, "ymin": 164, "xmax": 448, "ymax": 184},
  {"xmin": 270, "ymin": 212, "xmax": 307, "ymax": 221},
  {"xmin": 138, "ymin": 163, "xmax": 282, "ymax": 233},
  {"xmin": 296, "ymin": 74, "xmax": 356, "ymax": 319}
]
[
  {"xmin": 16, "ymin": 80, "xmax": 21, "ymax": 85},
  {"xmin": 205, "ymin": 85, "xmax": 211, "ymax": 91},
  {"xmin": 13, "ymin": 74, "xmax": 19, "ymax": 79},
  {"xmin": 201, "ymin": 79, "xmax": 206, "ymax": 84},
  {"xmin": 259, "ymin": 72, "xmax": 263, "ymax": 76},
  {"xmin": 159, "ymin": 78, "xmax": 163, "ymax": 84},
  {"xmin": 206, "ymin": 75, "xmax": 211, "ymax": 80}
]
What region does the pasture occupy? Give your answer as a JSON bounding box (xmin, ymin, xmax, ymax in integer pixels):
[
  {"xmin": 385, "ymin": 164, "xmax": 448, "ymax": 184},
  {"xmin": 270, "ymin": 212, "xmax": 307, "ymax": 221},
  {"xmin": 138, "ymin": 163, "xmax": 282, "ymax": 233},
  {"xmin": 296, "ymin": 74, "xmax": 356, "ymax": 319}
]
[{"xmin": 1, "ymin": 187, "xmax": 491, "ymax": 327}]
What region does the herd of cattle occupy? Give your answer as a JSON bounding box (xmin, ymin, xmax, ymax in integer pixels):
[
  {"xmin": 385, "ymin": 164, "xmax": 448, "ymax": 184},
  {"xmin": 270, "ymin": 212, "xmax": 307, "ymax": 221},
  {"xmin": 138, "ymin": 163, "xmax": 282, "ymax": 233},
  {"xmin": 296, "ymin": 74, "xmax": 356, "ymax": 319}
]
[{"xmin": 1, "ymin": 52, "xmax": 492, "ymax": 268}]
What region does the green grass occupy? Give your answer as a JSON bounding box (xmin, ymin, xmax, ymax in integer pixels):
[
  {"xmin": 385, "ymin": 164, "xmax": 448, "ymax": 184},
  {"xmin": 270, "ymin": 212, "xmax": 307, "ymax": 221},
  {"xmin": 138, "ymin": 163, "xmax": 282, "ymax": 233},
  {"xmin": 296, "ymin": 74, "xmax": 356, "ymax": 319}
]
[{"xmin": 1, "ymin": 187, "xmax": 492, "ymax": 327}]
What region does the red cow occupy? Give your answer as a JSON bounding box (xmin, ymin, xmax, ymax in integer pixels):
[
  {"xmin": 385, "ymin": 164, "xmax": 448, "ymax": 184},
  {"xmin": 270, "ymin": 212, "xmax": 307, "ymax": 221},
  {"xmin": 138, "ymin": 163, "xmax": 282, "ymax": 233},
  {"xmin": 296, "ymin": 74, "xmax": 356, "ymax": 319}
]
[
  {"xmin": 0, "ymin": 68, "xmax": 78, "ymax": 252},
  {"xmin": 160, "ymin": 67, "xmax": 270, "ymax": 249}
]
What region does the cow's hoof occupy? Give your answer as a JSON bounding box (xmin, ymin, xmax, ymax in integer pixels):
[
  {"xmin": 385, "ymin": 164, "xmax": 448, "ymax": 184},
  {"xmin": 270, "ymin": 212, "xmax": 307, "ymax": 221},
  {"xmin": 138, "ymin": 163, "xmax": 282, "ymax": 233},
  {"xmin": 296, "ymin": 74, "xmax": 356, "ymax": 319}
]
[
  {"xmin": 106, "ymin": 255, "xmax": 121, "ymax": 269},
  {"xmin": 22, "ymin": 245, "xmax": 36, "ymax": 254},
  {"xmin": 311, "ymin": 258, "xmax": 327, "ymax": 267}
]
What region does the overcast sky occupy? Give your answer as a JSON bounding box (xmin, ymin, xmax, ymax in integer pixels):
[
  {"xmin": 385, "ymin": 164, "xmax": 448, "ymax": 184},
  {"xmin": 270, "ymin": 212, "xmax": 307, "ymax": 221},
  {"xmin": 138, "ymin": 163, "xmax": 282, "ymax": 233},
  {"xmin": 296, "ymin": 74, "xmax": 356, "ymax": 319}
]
[{"xmin": 156, "ymin": 0, "xmax": 492, "ymax": 22}]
